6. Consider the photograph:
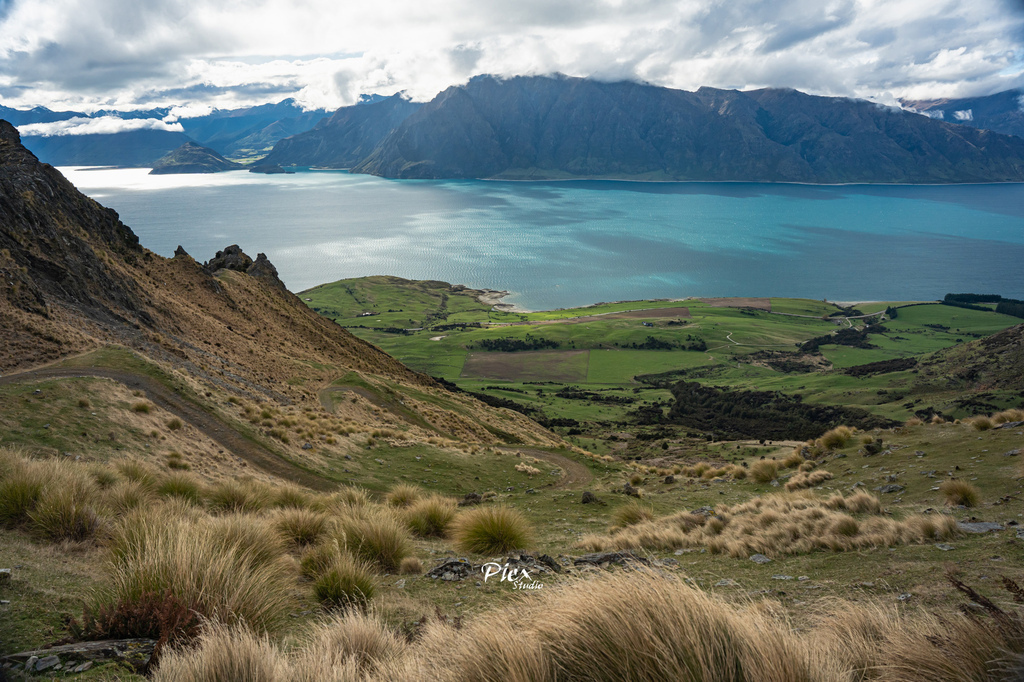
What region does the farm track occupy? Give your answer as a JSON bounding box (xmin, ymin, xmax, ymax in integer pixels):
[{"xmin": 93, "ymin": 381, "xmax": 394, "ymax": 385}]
[
  {"xmin": 0, "ymin": 366, "xmax": 337, "ymax": 491},
  {"xmin": 503, "ymin": 447, "xmax": 594, "ymax": 489}
]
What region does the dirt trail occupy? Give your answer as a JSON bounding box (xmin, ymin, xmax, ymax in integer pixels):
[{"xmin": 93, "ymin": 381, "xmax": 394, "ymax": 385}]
[
  {"xmin": 0, "ymin": 367, "xmax": 336, "ymax": 491},
  {"xmin": 502, "ymin": 447, "xmax": 594, "ymax": 489}
]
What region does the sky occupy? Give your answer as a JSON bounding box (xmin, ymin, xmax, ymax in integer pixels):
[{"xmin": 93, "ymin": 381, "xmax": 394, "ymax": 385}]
[{"xmin": 1, "ymin": 0, "xmax": 1023, "ymax": 118}]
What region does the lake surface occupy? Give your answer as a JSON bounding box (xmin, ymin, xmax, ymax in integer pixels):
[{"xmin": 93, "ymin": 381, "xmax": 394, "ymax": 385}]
[{"xmin": 61, "ymin": 167, "xmax": 1024, "ymax": 310}]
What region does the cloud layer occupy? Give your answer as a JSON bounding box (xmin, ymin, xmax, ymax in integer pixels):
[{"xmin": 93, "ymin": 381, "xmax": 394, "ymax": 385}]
[
  {"xmin": 18, "ymin": 115, "xmax": 184, "ymax": 136},
  {"xmin": 1, "ymin": 0, "xmax": 1023, "ymax": 112}
]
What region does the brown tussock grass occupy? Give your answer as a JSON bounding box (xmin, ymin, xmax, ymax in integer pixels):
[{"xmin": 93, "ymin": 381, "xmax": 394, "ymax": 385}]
[
  {"xmin": 939, "ymin": 479, "xmax": 981, "ymax": 507},
  {"xmin": 750, "ymin": 460, "xmax": 779, "ymax": 483},
  {"xmin": 784, "ymin": 470, "xmax": 833, "ymax": 492}
]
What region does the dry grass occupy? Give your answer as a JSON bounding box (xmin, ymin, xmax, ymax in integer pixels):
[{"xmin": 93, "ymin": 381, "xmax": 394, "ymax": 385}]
[
  {"xmin": 337, "ymin": 511, "xmax": 413, "ymax": 572},
  {"xmin": 207, "ymin": 479, "xmax": 273, "ymax": 514},
  {"xmin": 781, "ymin": 450, "xmax": 805, "ymax": 469},
  {"xmin": 274, "ymin": 508, "xmax": 333, "ymax": 547},
  {"xmin": 515, "ymin": 463, "xmax": 541, "ymax": 476},
  {"xmin": 386, "ymin": 484, "xmax": 423, "ymax": 508},
  {"xmin": 612, "ymin": 499, "xmax": 654, "ymax": 529},
  {"xmin": 405, "ymin": 495, "xmax": 457, "ymax": 538},
  {"xmin": 576, "ymin": 492, "xmax": 958, "ymax": 557},
  {"xmin": 399, "ymin": 556, "xmax": 423, "ymax": 575},
  {"xmin": 817, "ymin": 425, "xmax": 855, "ymax": 450},
  {"xmin": 152, "ymin": 621, "xmax": 288, "ymax": 682},
  {"xmin": 939, "ymin": 479, "xmax": 981, "ymax": 507},
  {"xmin": 453, "ymin": 506, "xmax": 533, "ymax": 555},
  {"xmin": 156, "ymin": 472, "xmax": 203, "ymax": 505},
  {"xmin": 784, "ymin": 470, "xmax": 833, "ymax": 491},
  {"xmin": 993, "ymin": 408, "xmax": 1024, "ymax": 424},
  {"xmin": 750, "ymin": 460, "xmax": 779, "ymax": 483},
  {"xmin": 968, "ymin": 415, "xmax": 994, "ymax": 431},
  {"xmin": 313, "ymin": 553, "xmax": 376, "ymax": 610}
]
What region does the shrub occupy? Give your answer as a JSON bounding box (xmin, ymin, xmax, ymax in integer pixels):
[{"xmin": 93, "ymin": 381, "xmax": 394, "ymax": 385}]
[
  {"xmin": 132, "ymin": 401, "xmax": 153, "ymax": 414},
  {"xmin": 206, "ymin": 479, "xmax": 272, "ymax": 514},
  {"xmin": 400, "ymin": 556, "xmax": 423, "ymax": 575},
  {"xmin": 275, "ymin": 508, "xmax": 332, "ymax": 547},
  {"xmin": 166, "ymin": 418, "xmax": 183, "ymax": 431},
  {"xmin": 338, "ymin": 512, "xmax": 413, "ymax": 572},
  {"xmin": 165, "ymin": 453, "xmax": 190, "ymax": 471},
  {"xmin": 386, "ymin": 484, "xmax": 423, "ymax": 508},
  {"xmin": 77, "ymin": 398, "xmax": 91, "ymax": 408},
  {"xmin": 612, "ymin": 500, "xmax": 654, "ymax": 529},
  {"xmin": 156, "ymin": 472, "xmax": 203, "ymax": 505},
  {"xmin": 939, "ymin": 480, "xmax": 980, "ymax": 507},
  {"xmin": 453, "ymin": 506, "xmax": 533, "ymax": 555},
  {"xmin": 750, "ymin": 460, "xmax": 779, "ymax": 483},
  {"xmin": 405, "ymin": 495, "xmax": 457, "ymax": 538},
  {"xmin": 628, "ymin": 472, "xmax": 644, "ymax": 486},
  {"xmin": 313, "ymin": 554, "xmax": 376, "ymax": 610}
]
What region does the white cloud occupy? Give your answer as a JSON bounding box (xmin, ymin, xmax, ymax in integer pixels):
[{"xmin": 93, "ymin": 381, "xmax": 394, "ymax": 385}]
[
  {"xmin": 953, "ymin": 109, "xmax": 974, "ymax": 120},
  {"xmin": 0, "ymin": 0, "xmax": 1022, "ymax": 112},
  {"xmin": 17, "ymin": 116, "xmax": 184, "ymax": 136}
]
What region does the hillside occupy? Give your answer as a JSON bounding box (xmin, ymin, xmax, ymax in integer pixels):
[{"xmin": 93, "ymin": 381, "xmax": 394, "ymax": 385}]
[
  {"xmin": 260, "ymin": 94, "xmax": 421, "ymax": 168},
  {"xmin": 149, "ymin": 142, "xmax": 245, "ymax": 174},
  {"xmin": 0, "ymin": 119, "xmax": 559, "ymax": 474},
  {"xmin": 903, "ymin": 89, "xmax": 1024, "ymax": 140},
  {"xmin": 342, "ymin": 75, "xmax": 1024, "ymax": 182},
  {"xmin": 20, "ymin": 128, "xmax": 192, "ymax": 167}
]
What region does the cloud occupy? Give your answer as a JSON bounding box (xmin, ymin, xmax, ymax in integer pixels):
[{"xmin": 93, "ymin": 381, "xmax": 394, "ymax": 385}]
[
  {"xmin": 17, "ymin": 115, "xmax": 184, "ymax": 136},
  {"xmin": 0, "ymin": 0, "xmax": 1022, "ymax": 112}
]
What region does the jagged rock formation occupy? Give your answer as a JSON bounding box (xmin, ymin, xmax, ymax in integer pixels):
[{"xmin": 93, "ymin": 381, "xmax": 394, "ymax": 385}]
[
  {"xmin": 149, "ymin": 142, "xmax": 244, "ymax": 174},
  {"xmin": 336, "ymin": 75, "xmax": 1024, "ymax": 183}
]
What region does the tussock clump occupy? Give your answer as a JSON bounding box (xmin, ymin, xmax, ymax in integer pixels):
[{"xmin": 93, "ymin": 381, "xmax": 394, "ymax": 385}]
[
  {"xmin": 750, "ymin": 460, "xmax": 779, "ymax": 483},
  {"xmin": 628, "ymin": 472, "xmax": 644, "ymax": 486},
  {"xmin": 106, "ymin": 480, "xmax": 156, "ymax": 517},
  {"xmin": 151, "ymin": 621, "xmax": 287, "ymax": 682},
  {"xmin": 904, "ymin": 416, "xmax": 924, "ymax": 427},
  {"xmin": 330, "ymin": 486, "xmax": 370, "ymax": 510},
  {"xmin": 313, "ymin": 553, "xmax": 376, "ymax": 610},
  {"xmin": 0, "ymin": 457, "xmax": 46, "ymax": 527},
  {"xmin": 337, "ymin": 512, "xmax": 413, "ymax": 572},
  {"xmin": 156, "ymin": 472, "xmax": 202, "ymax": 505},
  {"xmin": 274, "ymin": 508, "xmax": 332, "ymax": 548},
  {"xmin": 968, "ymin": 415, "xmax": 994, "ymax": 431},
  {"xmin": 29, "ymin": 466, "xmax": 101, "ymax": 542},
  {"xmin": 433, "ymin": 570, "xmax": 813, "ymax": 682},
  {"xmin": 300, "ymin": 542, "xmax": 340, "ymax": 580},
  {"xmin": 817, "ymin": 425, "xmax": 855, "ymax": 450},
  {"xmin": 400, "ymin": 556, "xmax": 423, "ymax": 575},
  {"xmin": 453, "ymin": 506, "xmax": 533, "ymax": 555},
  {"xmin": 939, "ymin": 479, "xmax": 980, "ymax": 507},
  {"xmin": 612, "ymin": 500, "xmax": 654, "ymax": 529},
  {"xmin": 132, "ymin": 401, "xmax": 153, "ymax": 414},
  {"xmin": 206, "ymin": 479, "xmax": 273, "ymax": 514},
  {"xmin": 578, "ymin": 492, "xmax": 956, "ymax": 557},
  {"xmin": 781, "ymin": 450, "xmax": 805, "ymax": 469},
  {"xmin": 115, "ymin": 459, "xmax": 159, "ymax": 491},
  {"xmin": 405, "ymin": 495, "xmax": 457, "ymax": 538},
  {"xmin": 293, "ymin": 611, "xmax": 407, "ymax": 679},
  {"xmin": 993, "ymin": 408, "xmax": 1024, "ymax": 424},
  {"xmin": 89, "ymin": 465, "xmax": 120, "ymax": 489},
  {"xmin": 784, "ymin": 470, "xmax": 833, "ymax": 491},
  {"xmin": 386, "ymin": 484, "xmax": 423, "ymax": 508},
  {"xmin": 798, "ymin": 460, "xmax": 816, "ymax": 472},
  {"xmin": 103, "ymin": 509, "xmax": 293, "ymax": 638},
  {"xmin": 515, "ymin": 463, "xmax": 541, "ymax": 476}
]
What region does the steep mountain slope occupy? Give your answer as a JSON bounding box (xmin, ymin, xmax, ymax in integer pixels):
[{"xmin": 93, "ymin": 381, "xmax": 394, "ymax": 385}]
[
  {"xmin": 902, "ymin": 89, "xmax": 1024, "ymax": 140},
  {"xmin": 149, "ymin": 142, "xmax": 245, "ymax": 174},
  {"xmin": 348, "ymin": 75, "xmax": 1024, "ymax": 183},
  {"xmin": 260, "ymin": 94, "xmax": 421, "ymax": 168},
  {"xmin": 0, "ymin": 119, "xmax": 557, "ymax": 461}
]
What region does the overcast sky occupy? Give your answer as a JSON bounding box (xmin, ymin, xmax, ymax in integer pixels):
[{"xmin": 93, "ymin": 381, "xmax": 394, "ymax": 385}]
[{"xmin": 1, "ymin": 0, "xmax": 1023, "ymax": 114}]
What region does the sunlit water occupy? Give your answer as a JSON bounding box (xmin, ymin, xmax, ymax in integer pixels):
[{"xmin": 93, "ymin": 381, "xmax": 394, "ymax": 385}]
[{"xmin": 60, "ymin": 167, "xmax": 1024, "ymax": 310}]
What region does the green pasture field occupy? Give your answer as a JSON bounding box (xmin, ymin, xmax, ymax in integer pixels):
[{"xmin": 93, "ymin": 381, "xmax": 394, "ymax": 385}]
[{"xmin": 304, "ymin": 278, "xmax": 1023, "ymax": 439}]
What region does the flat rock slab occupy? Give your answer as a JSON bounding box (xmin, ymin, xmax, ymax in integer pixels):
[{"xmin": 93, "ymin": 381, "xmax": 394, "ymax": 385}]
[
  {"xmin": 957, "ymin": 522, "xmax": 1004, "ymax": 533},
  {"xmin": 995, "ymin": 421, "xmax": 1024, "ymax": 429},
  {"xmin": 750, "ymin": 554, "xmax": 772, "ymax": 564},
  {"xmin": 573, "ymin": 551, "xmax": 651, "ymax": 567},
  {"xmin": 876, "ymin": 484, "xmax": 905, "ymax": 494},
  {"xmin": 2, "ymin": 638, "xmax": 157, "ymax": 673}
]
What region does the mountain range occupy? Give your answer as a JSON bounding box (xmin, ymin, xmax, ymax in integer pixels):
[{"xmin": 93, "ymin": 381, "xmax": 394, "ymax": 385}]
[{"xmin": 5, "ymin": 98, "xmax": 330, "ymax": 166}]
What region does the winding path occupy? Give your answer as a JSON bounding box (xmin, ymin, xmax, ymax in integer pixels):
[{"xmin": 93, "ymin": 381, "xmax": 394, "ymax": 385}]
[
  {"xmin": 0, "ymin": 366, "xmax": 336, "ymax": 491},
  {"xmin": 503, "ymin": 447, "xmax": 594, "ymax": 489}
]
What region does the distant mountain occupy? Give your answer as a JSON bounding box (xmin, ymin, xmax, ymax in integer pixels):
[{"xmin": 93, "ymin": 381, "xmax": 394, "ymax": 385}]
[
  {"xmin": 259, "ymin": 94, "xmax": 421, "ymax": 168},
  {"xmin": 20, "ymin": 128, "xmax": 192, "ymax": 167},
  {"xmin": 177, "ymin": 99, "xmax": 330, "ymax": 158},
  {"xmin": 6, "ymin": 98, "xmax": 329, "ymax": 167},
  {"xmin": 902, "ymin": 90, "xmax": 1024, "ymax": 140},
  {"xmin": 337, "ymin": 75, "xmax": 1024, "ymax": 183},
  {"xmin": 149, "ymin": 142, "xmax": 245, "ymax": 174}
]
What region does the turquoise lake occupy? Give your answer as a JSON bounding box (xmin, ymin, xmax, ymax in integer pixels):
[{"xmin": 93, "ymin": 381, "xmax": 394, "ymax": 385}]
[{"xmin": 61, "ymin": 167, "xmax": 1024, "ymax": 310}]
